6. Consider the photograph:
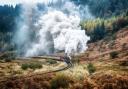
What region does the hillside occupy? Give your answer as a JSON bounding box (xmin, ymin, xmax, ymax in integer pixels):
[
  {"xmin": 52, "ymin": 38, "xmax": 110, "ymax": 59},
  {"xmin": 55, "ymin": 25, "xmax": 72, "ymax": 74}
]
[
  {"xmin": 0, "ymin": 27, "xmax": 128, "ymax": 89},
  {"xmin": 81, "ymin": 27, "xmax": 128, "ymax": 61},
  {"xmin": 0, "ymin": 0, "xmax": 128, "ymax": 89}
]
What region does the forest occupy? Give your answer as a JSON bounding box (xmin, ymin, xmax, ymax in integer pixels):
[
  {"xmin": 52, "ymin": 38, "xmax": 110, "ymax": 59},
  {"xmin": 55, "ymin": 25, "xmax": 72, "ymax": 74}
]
[{"xmin": 0, "ymin": 0, "xmax": 128, "ymax": 52}]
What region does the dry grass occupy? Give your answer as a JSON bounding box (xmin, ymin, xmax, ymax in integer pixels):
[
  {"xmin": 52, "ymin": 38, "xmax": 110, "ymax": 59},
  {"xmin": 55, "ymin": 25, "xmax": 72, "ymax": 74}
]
[
  {"xmin": 0, "ymin": 60, "xmax": 128, "ymax": 89},
  {"xmin": 0, "ymin": 58, "xmax": 64, "ymax": 77},
  {"xmin": 0, "ymin": 51, "xmax": 128, "ymax": 89},
  {"xmin": 0, "ymin": 74, "xmax": 55, "ymax": 89},
  {"xmin": 60, "ymin": 64, "xmax": 89, "ymax": 81},
  {"xmin": 50, "ymin": 73, "xmax": 74, "ymax": 89},
  {"xmin": 91, "ymin": 73, "xmax": 128, "ymax": 89}
]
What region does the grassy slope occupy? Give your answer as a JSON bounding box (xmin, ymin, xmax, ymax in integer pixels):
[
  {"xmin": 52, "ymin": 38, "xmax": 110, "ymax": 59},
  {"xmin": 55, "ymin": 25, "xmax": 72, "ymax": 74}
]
[{"xmin": 0, "ymin": 16, "xmax": 128, "ymax": 89}]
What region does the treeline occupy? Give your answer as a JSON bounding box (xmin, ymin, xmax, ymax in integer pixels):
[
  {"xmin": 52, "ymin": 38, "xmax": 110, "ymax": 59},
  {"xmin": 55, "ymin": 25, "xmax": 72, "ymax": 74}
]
[
  {"xmin": 0, "ymin": 5, "xmax": 20, "ymax": 52},
  {"xmin": 0, "ymin": 5, "xmax": 20, "ymax": 33},
  {"xmin": 88, "ymin": 0, "xmax": 128, "ymax": 18},
  {"xmin": 73, "ymin": 0, "xmax": 128, "ymax": 18},
  {"xmin": 0, "ymin": 0, "xmax": 128, "ymax": 33},
  {"xmin": 0, "ymin": 0, "xmax": 128, "ymax": 51},
  {"xmin": 81, "ymin": 14, "xmax": 128, "ymax": 42},
  {"xmin": 82, "ymin": 0, "xmax": 128, "ymax": 43}
]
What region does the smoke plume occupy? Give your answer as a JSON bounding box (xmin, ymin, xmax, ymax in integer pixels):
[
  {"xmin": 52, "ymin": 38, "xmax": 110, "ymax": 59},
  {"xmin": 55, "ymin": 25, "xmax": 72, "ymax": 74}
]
[{"xmin": 14, "ymin": 0, "xmax": 92, "ymax": 57}]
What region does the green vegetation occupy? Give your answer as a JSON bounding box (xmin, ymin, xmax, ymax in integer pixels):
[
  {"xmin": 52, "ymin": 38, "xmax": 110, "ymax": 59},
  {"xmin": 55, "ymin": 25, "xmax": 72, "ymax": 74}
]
[
  {"xmin": 88, "ymin": 0, "xmax": 128, "ymax": 18},
  {"xmin": 81, "ymin": 15, "xmax": 128, "ymax": 32},
  {"xmin": 46, "ymin": 59, "xmax": 57, "ymax": 64},
  {"xmin": 81, "ymin": 15, "xmax": 128, "ymax": 42},
  {"xmin": 87, "ymin": 63, "xmax": 96, "ymax": 75},
  {"xmin": 0, "ymin": 1, "xmax": 128, "ymax": 52},
  {"xmin": 21, "ymin": 63, "xmax": 29, "ymax": 70},
  {"xmin": 110, "ymin": 51, "xmax": 119, "ymax": 59},
  {"xmin": 0, "ymin": 5, "xmax": 20, "ymax": 52},
  {"xmin": 50, "ymin": 74, "xmax": 73, "ymax": 89},
  {"xmin": 29, "ymin": 63, "xmax": 42, "ymax": 70},
  {"xmin": 21, "ymin": 63, "xmax": 42, "ymax": 70},
  {"xmin": 0, "ymin": 51, "xmax": 17, "ymax": 62},
  {"xmin": 0, "ymin": 1, "xmax": 128, "ymax": 89}
]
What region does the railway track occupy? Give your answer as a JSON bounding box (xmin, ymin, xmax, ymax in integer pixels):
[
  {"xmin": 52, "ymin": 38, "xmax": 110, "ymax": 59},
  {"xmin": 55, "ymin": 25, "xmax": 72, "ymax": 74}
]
[
  {"xmin": 21, "ymin": 55, "xmax": 72, "ymax": 74},
  {"xmin": 0, "ymin": 56, "xmax": 72, "ymax": 84}
]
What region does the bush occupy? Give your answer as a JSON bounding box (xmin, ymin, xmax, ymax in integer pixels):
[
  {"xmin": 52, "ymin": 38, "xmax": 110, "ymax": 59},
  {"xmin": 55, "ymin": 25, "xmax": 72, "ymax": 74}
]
[
  {"xmin": 110, "ymin": 51, "xmax": 118, "ymax": 59},
  {"xmin": 21, "ymin": 63, "xmax": 42, "ymax": 70},
  {"xmin": 46, "ymin": 59, "xmax": 57, "ymax": 64},
  {"xmin": 50, "ymin": 74, "xmax": 72, "ymax": 89},
  {"xmin": 29, "ymin": 63, "xmax": 42, "ymax": 70},
  {"xmin": 21, "ymin": 63, "xmax": 29, "ymax": 70},
  {"xmin": 87, "ymin": 63, "xmax": 96, "ymax": 75}
]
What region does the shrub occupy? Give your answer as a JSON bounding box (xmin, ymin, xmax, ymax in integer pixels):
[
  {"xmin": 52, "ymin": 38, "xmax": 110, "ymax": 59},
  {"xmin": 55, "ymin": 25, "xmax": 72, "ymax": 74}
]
[
  {"xmin": 87, "ymin": 63, "xmax": 96, "ymax": 75},
  {"xmin": 21, "ymin": 63, "xmax": 29, "ymax": 70},
  {"xmin": 29, "ymin": 63, "xmax": 42, "ymax": 70},
  {"xmin": 110, "ymin": 51, "xmax": 118, "ymax": 59},
  {"xmin": 50, "ymin": 74, "xmax": 72, "ymax": 89},
  {"xmin": 21, "ymin": 63, "xmax": 42, "ymax": 70},
  {"xmin": 46, "ymin": 59, "xmax": 57, "ymax": 64}
]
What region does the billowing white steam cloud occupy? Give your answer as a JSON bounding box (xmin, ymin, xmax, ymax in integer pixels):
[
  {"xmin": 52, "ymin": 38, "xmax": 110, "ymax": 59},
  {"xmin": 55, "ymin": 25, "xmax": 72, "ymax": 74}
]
[{"xmin": 14, "ymin": 0, "xmax": 92, "ymax": 57}]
